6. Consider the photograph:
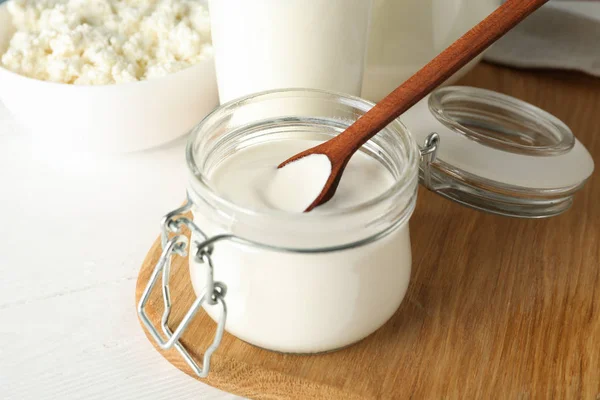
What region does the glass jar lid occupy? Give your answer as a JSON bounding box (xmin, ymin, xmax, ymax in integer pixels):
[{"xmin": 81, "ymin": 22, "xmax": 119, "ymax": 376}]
[{"xmin": 401, "ymin": 86, "xmax": 594, "ymax": 218}]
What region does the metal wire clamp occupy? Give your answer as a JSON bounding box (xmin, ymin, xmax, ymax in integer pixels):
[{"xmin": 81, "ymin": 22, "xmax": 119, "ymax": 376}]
[
  {"xmin": 419, "ymin": 132, "xmax": 440, "ymax": 190},
  {"xmin": 137, "ymin": 198, "xmax": 227, "ymax": 378}
]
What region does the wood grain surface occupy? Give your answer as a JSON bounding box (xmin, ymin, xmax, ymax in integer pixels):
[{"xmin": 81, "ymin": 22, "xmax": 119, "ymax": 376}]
[{"xmin": 135, "ymin": 63, "xmax": 600, "ymax": 399}]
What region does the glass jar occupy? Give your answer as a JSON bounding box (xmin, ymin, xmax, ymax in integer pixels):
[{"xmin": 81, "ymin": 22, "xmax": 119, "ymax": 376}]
[
  {"xmin": 138, "ymin": 87, "xmax": 592, "ymax": 378},
  {"xmin": 208, "ymin": 0, "xmax": 373, "ymax": 103},
  {"xmin": 187, "ymin": 89, "xmax": 419, "ymax": 354}
]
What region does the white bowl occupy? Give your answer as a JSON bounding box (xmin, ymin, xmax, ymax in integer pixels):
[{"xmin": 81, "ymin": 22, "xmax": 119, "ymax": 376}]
[{"xmin": 0, "ymin": 2, "xmax": 218, "ymax": 153}]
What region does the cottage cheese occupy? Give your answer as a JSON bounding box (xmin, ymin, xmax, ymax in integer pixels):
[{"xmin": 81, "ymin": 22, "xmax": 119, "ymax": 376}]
[{"xmin": 1, "ymin": 0, "xmax": 212, "ymax": 84}]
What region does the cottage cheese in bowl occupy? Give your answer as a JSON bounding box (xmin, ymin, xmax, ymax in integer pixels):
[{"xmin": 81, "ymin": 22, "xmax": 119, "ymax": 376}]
[
  {"xmin": 1, "ymin": 0, "xmax": 212, "ymax": 84},
  {"xmin": 0, "ymin": 0, "xmax": 218, "ymax": 152}
]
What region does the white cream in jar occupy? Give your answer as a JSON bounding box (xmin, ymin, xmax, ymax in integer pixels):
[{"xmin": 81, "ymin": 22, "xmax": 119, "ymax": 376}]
[
  {"xmin": 186, "ymin": 90, "xmax": 419, "ymax": 353},
  {"xmin": 190, "ymin": 144, "xmax": 415, "ymax": 353},
  {"xmin": 210, "ymin": 140, "xmax": 395, "ymax": 214}
]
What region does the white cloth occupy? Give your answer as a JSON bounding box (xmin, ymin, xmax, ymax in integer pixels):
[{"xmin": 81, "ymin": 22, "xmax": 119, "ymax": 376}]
[{"xmin": 484, "ymin": 1, "xmax": 600, "ymax": 77}]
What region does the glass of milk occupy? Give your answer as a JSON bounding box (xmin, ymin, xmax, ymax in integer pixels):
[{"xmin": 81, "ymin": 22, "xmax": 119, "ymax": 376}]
[
  {"xmin": 362, "ymin": 0, "xmax": 498, "ymax": 101},
  {"xmin": 208, "ymin": 0, "xmax": 373, "ymax": 103}
]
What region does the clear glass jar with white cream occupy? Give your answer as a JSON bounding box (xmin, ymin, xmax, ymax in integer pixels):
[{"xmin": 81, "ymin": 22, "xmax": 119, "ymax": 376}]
[
  {"xmin": 138, "ymin": 87, "xmax": 593, "ymax": 378},
  {"xmin": 186, "ymin": 90, "xmax": 420, "ymax": 354}
]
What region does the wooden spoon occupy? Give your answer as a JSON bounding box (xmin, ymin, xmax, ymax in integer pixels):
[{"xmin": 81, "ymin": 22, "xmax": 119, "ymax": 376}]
[{"xmin": 279, "ymin": 0, "xmax": 549, "ymax": 212}]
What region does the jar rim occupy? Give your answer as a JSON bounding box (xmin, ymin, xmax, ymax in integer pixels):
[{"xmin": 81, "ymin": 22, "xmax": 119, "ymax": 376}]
[
  {"xmin": 185, "ymin": 88, "xmax": 420, "ymax": 249},
  {"xmin": 186, "ymin": 88, "xmax": 419, "ymax": 218}
]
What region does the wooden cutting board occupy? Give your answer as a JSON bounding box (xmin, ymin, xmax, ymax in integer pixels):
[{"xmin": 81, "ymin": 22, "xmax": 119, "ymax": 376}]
[{"xmin": 135, "ymin": 63, "xmax": 600, "ymax": 399}]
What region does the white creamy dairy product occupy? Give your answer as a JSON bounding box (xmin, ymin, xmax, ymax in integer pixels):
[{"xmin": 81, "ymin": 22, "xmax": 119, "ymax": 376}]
[
  {"xmin": 263, "ymin": 154, "xmax": 332, "ymax": 213},
  {"xmin": 189, "ymin": 137, "xmax": 414, "ymax": 353},
  {"xmin": 208, "ymin": 0, "xmax": 373, "ymax": 102},
  {"xmin": 209, "ymin": 140, "xmax": 394, "ymax": 214},
  {"xmin": 1, "ymin": 0, "xmax": 212, "ymax": 84}
]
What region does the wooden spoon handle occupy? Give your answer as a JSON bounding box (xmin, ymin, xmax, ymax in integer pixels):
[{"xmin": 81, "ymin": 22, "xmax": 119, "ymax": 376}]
[{"xmin": 334, "ymin": 0, "xmax": 549, "ymax": 155}]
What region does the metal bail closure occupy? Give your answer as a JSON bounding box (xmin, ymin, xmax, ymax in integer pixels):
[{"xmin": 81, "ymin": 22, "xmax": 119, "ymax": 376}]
[
  {"xmin": 137, "ymin": 197, "xmax": 228, "ymax": 378},
  {"xmin": 419, "ymin": 132, "xmax": 440, "ymax": 191}
]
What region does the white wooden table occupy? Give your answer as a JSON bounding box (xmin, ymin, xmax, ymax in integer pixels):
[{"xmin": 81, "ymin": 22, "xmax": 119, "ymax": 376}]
[{"xmin": 0, "ymin": 102, "xmax": 241, "ymax": 399}]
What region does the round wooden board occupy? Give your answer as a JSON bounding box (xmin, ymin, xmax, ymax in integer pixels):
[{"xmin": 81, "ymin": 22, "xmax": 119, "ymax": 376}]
[
  {"xmin": 135, "ymin": 234, "xmax": 369, "ymax": 400},
  {"xmin": 136, "ymin": 64, "xmax": 600, "ymax": 399}
]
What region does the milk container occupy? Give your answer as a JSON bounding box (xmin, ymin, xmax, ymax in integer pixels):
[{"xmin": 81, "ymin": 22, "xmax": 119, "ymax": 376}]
[
  {"xmin": 209, "ymin": 0, "xmax": 373, "ymax": 103},
  {"xmin": 363, "ymin": 0, "xmax": 498, "ymax": 100}
]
